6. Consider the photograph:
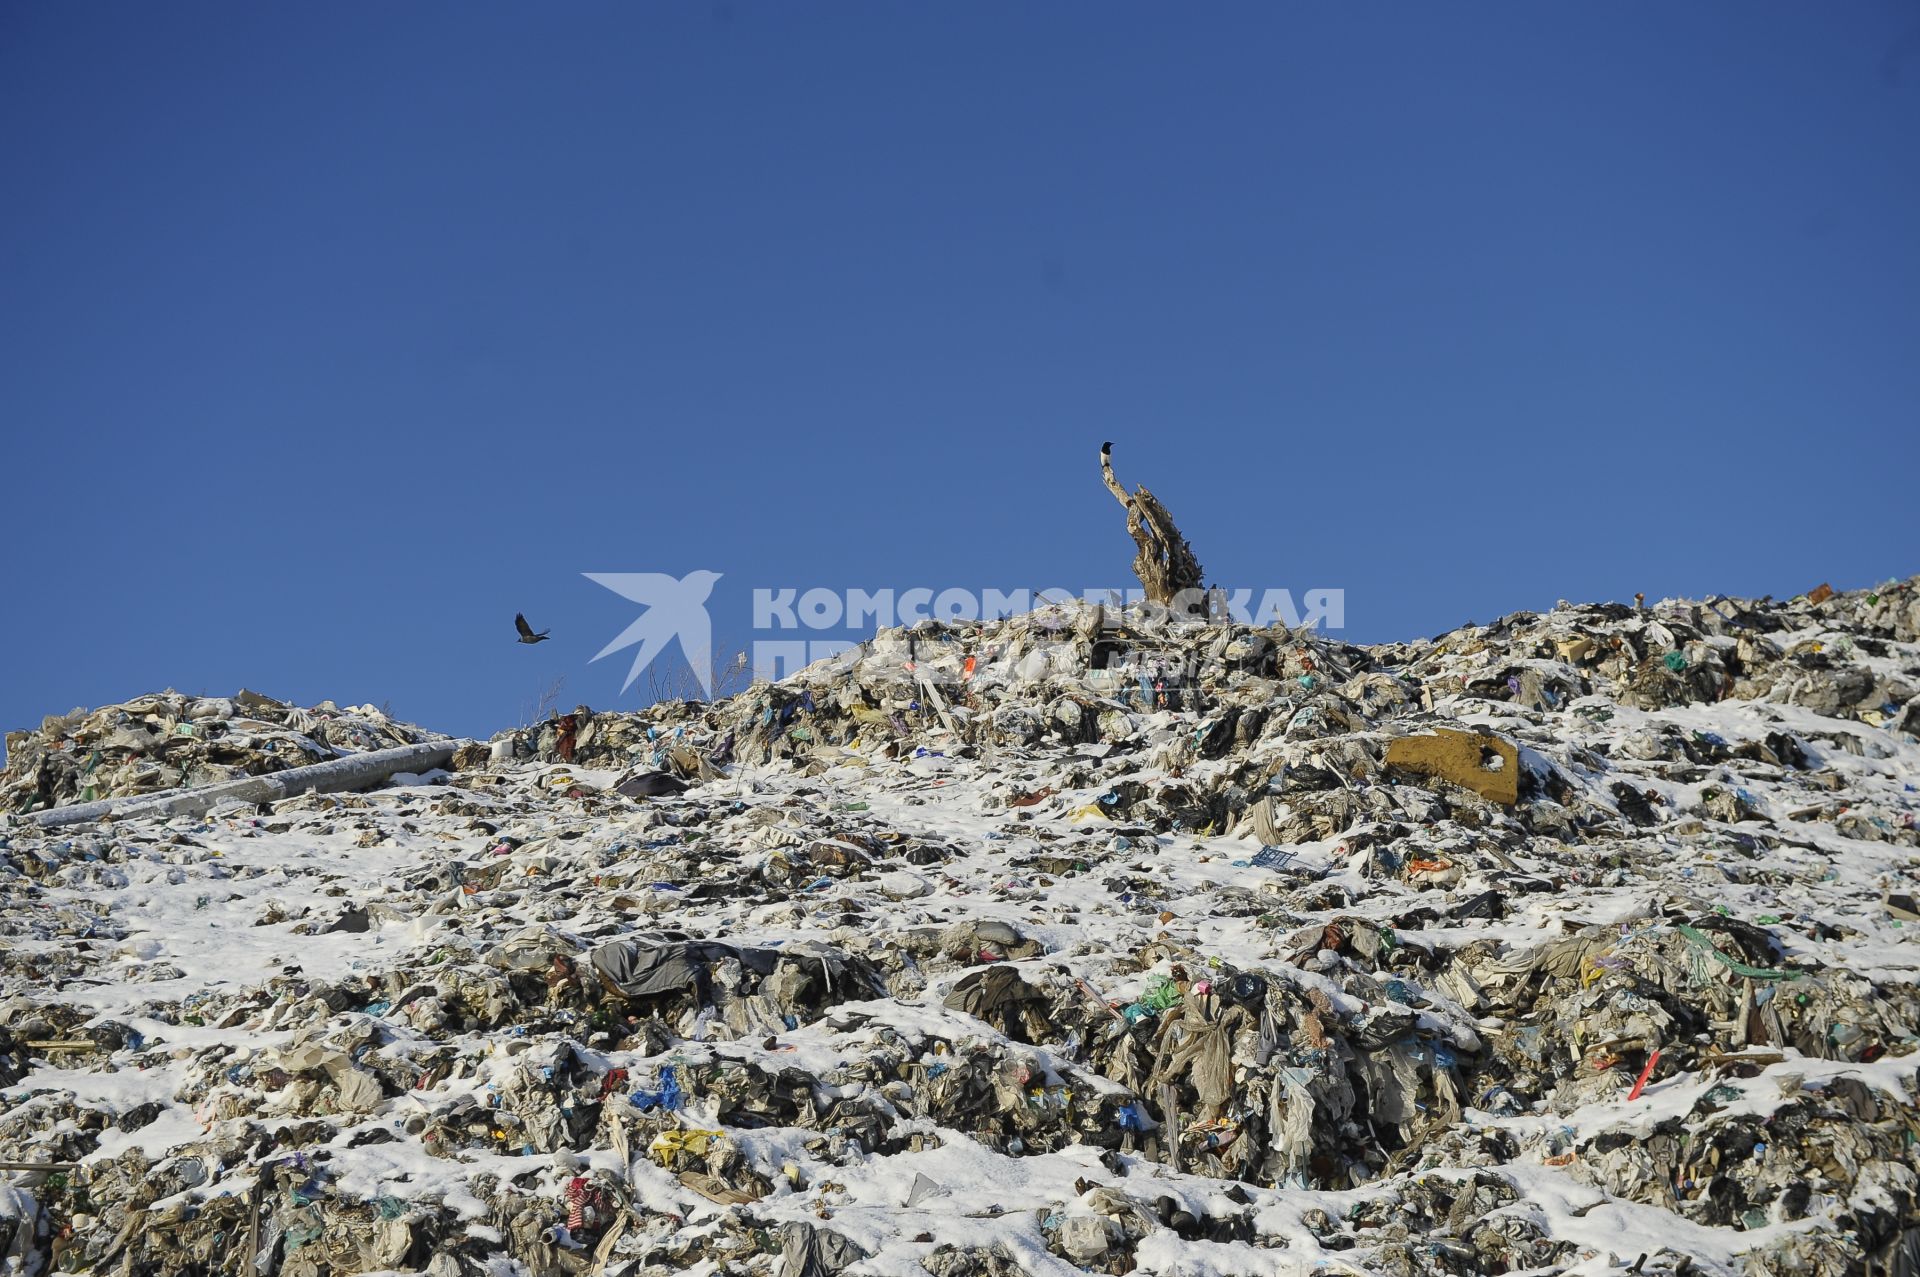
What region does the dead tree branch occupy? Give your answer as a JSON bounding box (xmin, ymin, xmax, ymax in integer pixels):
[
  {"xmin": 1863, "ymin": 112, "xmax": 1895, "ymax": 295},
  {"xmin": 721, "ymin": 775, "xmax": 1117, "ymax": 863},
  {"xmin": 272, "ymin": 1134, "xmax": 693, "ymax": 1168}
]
[{"xmin": 1099, "ymin": 441, "xmax": 1206, "ymax": 613}]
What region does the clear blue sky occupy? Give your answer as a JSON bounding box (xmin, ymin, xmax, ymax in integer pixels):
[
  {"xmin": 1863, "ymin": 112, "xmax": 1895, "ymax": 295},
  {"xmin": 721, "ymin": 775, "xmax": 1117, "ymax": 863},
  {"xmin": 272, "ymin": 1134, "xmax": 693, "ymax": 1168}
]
[{"xmin": 3, "ymin": 3, "xmax": 1916, "ymax": 742}]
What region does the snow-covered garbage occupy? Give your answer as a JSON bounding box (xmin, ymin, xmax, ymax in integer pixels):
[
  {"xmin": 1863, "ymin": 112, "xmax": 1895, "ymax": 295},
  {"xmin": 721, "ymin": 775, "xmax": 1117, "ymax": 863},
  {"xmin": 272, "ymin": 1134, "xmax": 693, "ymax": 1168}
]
[{"xmin": 1, "ymin": 577, "xmax": 1918, "ymax": 1277}]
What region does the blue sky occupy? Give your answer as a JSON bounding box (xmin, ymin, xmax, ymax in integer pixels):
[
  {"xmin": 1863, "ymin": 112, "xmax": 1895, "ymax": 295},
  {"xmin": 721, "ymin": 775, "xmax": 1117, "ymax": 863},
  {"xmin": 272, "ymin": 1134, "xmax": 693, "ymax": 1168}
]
[{"xmin": 3, "ymin": 3, "xmax": 1916, "ymax": 742}]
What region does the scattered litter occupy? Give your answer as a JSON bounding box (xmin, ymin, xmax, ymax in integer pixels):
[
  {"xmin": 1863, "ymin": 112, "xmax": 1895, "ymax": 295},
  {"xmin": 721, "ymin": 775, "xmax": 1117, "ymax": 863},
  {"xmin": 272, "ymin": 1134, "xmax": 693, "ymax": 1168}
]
[{"xmin": 2, "ymin": 578, "xmax": 1918, "ymax": 1276}]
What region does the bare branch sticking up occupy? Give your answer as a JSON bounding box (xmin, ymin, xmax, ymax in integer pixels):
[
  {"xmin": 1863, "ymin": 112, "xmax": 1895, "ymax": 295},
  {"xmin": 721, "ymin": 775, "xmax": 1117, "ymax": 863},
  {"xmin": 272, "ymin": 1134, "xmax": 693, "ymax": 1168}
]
[{"xmin": 1099, "ymin": 441, "xmax": 1206, "ymax": 612}]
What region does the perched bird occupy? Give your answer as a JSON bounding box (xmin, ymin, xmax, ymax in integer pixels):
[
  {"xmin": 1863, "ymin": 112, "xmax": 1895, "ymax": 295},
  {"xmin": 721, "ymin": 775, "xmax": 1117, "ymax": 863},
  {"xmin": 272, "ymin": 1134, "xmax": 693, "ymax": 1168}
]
[{"xmin": 514, "ymin": 613, "xmax": 552, "ymax": 644}]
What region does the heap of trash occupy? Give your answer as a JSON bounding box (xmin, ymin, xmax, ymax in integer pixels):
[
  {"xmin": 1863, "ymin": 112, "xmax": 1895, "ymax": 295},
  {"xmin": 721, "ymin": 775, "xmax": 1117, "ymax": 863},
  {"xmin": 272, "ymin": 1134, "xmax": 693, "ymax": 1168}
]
[
  {"xmin": 0, "ymin": 691, "xmax": 435, "ymax": 816},
  {"xmin": 2, "ymin": 577, "xmax": 1919, "ymax": 1277}
]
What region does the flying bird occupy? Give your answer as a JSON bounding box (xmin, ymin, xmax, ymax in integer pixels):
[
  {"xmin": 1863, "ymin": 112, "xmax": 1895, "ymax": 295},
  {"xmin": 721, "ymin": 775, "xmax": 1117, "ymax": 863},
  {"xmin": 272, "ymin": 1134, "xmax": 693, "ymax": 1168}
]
[{"xmin": 514, "ymin": 613, "xmax": 552, "ymax": 644}]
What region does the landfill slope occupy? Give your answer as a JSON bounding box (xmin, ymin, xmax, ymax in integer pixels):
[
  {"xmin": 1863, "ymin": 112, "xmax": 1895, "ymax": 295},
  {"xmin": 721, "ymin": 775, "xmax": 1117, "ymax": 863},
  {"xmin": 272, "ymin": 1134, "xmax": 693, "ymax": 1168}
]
[
  {"xmin": 1, "ymin": 692, "xmax": 435, "ymax": 815},
  {"xmin": 3, "ymin": 579, "xmax": 1920, "ymax": 1277}
]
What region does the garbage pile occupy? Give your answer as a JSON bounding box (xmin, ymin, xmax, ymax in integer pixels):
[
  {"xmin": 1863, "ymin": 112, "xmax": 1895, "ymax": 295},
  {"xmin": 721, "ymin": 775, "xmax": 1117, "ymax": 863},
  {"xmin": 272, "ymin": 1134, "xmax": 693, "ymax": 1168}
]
[
  {"xmin": 0, "ymin": 691, "xmax": 435, "ymax": 815},
  {"xmin": 2, "ymin": 578, "xmax": 1919, "ymax": 1277}
]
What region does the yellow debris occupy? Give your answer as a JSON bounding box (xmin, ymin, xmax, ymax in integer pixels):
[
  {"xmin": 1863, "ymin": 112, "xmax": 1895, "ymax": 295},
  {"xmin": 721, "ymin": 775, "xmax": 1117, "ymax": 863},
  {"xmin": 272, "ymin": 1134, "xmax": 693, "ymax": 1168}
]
[
  {"xmin": 1384, "ymin": 729, "xmax": 1519, "ymax": 805},
  {"xmin": 648, "ymin": 1129, "xmax": 725, "ymax": 1170}
]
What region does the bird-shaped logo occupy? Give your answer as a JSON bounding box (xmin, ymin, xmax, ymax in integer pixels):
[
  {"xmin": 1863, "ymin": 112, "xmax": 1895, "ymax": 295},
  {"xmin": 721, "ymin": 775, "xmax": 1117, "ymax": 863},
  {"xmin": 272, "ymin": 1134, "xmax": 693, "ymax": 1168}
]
[{"xmin": 584, "ymin": 570, "xmax": 723, "ymax": 696}]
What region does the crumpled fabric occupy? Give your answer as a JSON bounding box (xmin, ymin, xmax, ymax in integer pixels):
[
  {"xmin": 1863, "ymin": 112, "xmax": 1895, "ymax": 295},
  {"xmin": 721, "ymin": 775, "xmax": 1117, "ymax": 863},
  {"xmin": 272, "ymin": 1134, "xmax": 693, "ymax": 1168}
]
[{"xmin": 588, "ymin": 935, "xmax": 777, "ymax": 1000}]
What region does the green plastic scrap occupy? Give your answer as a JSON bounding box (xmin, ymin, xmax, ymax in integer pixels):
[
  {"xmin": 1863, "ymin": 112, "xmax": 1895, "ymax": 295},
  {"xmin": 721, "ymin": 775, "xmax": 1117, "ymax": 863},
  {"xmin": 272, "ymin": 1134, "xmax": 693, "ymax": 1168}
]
[
  {"xmin": 1675, "ymin": 924, "xmax": 1804, "ymax": 981},
  {"xmin": 1141, "ymin": 976, "xmax": 1183, "ymax": 1012}
]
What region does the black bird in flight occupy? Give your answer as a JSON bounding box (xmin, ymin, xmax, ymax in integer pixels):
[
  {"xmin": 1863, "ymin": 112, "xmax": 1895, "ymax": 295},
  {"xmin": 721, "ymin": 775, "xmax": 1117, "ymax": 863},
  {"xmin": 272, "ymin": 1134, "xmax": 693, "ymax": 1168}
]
[{"xmin": 514, "ymin": 613, "xmax": 551, "ymax": 644}]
